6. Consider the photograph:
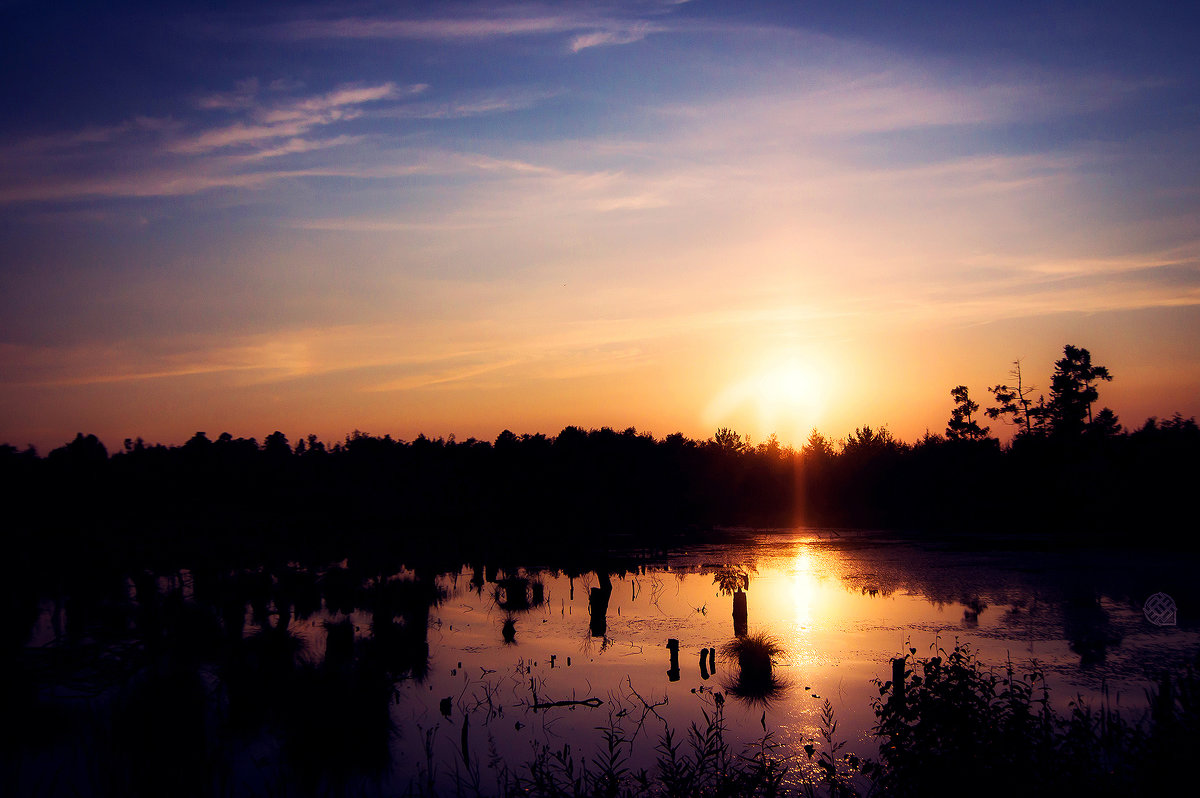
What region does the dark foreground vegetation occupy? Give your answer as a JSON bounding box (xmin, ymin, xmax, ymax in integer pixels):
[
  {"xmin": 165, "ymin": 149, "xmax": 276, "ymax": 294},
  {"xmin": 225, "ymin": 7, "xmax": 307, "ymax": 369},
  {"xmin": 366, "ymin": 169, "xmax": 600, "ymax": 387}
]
[
  {"xmin": 3, "ymin": 345, "xmax": 1198, "ymax": 570},
  {"xmin": 479, "ymin": 641, "xmax": 1200, "ymax": 798},
  {"xmin": 520, "ymin": 641, "xmax": 1199, "ymax": 797}
]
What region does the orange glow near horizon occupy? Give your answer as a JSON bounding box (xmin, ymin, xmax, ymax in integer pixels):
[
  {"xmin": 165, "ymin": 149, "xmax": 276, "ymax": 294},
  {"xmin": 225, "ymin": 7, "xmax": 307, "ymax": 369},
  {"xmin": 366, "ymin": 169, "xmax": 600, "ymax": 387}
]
[
  {"xmin": 705, "ymin": 353, "xmax": 834, "ymax": 448},
  {"xmin": 4, "ymin": 307, "xmax": 1200, "ymax": 454},
  {"xmin": 2, "ymin": 7, "xmax": 1199, "ymax": 454}
]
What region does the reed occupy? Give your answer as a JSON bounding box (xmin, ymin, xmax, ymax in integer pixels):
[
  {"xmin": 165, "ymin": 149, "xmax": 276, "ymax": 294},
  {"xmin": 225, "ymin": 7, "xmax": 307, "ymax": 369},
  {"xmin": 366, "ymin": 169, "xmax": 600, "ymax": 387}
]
[{"xmin": 722, "ymin": 632, "xmax": 788, "ymax": 704}]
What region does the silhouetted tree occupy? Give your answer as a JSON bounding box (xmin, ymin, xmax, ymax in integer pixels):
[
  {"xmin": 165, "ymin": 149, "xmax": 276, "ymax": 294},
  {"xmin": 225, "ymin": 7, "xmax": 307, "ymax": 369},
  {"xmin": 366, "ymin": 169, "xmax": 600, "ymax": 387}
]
[
  {"xmin": 1087, "ymin": 407, "xmax": 1123, "ymax": 438},
  {"xmin": 49, "ymin": 432, "xmax": 109, "ymax": 466},
  {"xmin": 183, "ymin": 430, "xmax": 212, "ymax": 455},
  {"xmin": 755, "ymin": 433, "xmax": 787, "ymax": 458},
  {"xmin": 842, "ymin": 425, "xmax": 903, "ymax": 455},
  {"xmin": 302, "ymin": 434, "xmax": 326, "ymax": 457},
  {"xmin": 263, "ymin": 430, "xmax": 291, "ymax": 459},
  {"xmin": 986, "ymin": 359, "xmax": 1043, "ymax": 438},
  {"xmin": 1048, "ymin": 345, "xmax": 1112, "ymax": 437},
  {"xmin": 494, "ymin": 429, "xmax": 518, "ymax": 451},
  {"xmin": 802, "ymin": 429, "xmax": 835, "ymax": 461},
  {"xmin": 946, "ymin": 386, "xmax": 990, "ymax": 441},
  {"xmin": 711, "ymin": 427, "xmax": 748, "ymax": 454}
]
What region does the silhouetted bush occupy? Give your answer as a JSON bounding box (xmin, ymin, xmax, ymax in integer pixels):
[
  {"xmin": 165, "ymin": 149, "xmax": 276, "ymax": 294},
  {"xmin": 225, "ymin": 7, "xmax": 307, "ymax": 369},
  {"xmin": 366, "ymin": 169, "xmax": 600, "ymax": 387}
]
[{"xmin": 872, "ymin": 641, "xmax": 1199, "ymax": 797}]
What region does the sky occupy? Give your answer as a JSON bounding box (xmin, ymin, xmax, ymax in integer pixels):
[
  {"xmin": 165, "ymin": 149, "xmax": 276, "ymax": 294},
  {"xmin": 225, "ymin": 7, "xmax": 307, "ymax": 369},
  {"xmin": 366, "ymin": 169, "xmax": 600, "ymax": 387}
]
[{"xmin": 2, "ymin": 0, "xmax": 1199, "ymax": 453}]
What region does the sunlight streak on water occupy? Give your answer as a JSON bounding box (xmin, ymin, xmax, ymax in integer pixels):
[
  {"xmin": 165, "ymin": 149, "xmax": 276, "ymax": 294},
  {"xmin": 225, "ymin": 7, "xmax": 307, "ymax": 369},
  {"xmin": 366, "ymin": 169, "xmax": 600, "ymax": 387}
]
[{"xmin": 790, "ymin": 546, "xmax": 818, "ymax": 630}]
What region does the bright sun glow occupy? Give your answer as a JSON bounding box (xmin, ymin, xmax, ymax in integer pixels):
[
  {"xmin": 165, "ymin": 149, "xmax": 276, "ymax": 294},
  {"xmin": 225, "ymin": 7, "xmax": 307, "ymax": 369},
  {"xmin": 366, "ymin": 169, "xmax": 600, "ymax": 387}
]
[{"xmin": 704, "ymin": 355, "xmax": 831, "ymax": 446}]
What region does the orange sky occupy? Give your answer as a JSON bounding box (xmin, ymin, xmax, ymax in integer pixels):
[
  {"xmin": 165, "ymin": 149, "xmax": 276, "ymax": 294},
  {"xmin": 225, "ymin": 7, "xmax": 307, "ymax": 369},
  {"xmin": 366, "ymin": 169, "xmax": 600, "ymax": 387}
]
[{"xmin": 2, "ymin": 3, "xmax": 1198, "ymax": 453}]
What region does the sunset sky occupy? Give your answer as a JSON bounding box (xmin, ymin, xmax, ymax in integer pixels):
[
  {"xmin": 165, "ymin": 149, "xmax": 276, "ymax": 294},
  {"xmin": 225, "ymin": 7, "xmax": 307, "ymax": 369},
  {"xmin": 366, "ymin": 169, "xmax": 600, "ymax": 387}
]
[{"xmin": 2, "ymin": 1, "xmax": 1198, "ymax": 453}]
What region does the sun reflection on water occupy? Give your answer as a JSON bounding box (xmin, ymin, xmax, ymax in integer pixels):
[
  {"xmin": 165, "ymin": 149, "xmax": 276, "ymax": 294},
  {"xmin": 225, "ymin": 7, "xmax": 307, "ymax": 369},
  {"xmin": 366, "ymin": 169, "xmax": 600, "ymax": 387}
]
[{"xmin": 791, "ymin": 546, "xmax": 818, "ymax": 630}]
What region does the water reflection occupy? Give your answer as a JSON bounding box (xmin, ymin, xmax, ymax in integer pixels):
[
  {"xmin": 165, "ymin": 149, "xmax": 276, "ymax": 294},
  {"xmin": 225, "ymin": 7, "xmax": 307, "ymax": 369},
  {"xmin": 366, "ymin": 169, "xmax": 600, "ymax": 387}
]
[
  {"xmin": 8, "ymin": 534, "xmax": 1199, "ymax": 795},
  {"xmin": 790, "ymin": 547, "xmax": 819, "ymax": 630},
  {"xmin": 713, "ymin": 565, "xmax": 752, "ymax": 636},
  {"xmin": 723, "ymin": 632, "xmax": 788, "ymax": 706},
  {"xmin": 588, "ymin": 570, "xmax": 613, "ymax": 639}
]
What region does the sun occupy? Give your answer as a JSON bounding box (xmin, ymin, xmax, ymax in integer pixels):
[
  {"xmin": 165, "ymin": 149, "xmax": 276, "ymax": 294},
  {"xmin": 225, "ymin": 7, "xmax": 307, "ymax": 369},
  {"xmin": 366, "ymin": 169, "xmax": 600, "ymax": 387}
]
[
  {"xmin": 704, "ymin": 355, "xmax": 830, "ymax": 446},
  {"xmin": 757, "ymin": 363, "xmax": 823, "ymax": 411}
]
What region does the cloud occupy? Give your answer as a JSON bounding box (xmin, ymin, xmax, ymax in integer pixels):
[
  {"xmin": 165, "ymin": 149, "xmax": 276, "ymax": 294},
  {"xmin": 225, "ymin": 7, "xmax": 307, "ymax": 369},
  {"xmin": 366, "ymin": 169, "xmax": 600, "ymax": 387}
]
[
  {"xmin": 263, "ymin": 84, "xmax": 400, "ymax": 121},
  {"xmin": 0, "ymin": 80, "xmax": 423, "ymax": 202},
  {"xmin": 0, "ymin": 168, "xmax": 281, "ymax": 203},
  {"xmin": 365, "ymin": 358, "xmax": 526, "ymax": 392},
  {"xmin": 570, "ymin": 24, "xmax": 655, "ymax": 52},
  {"xmin": 0, "ymin": 117, "xmax": 177, "ymax": 159},
  {"xmin": 196, "ymin": 78, "xmax": 260, "ymax": 111},
  {"xmin": 0, "ymin": 300, "xmax": 839, "ymax": 391},
  {"xmin": 237, "ymin": 135, "xmax": 365, "ymax": 161},
  {"xmin": 962, "ymin": 241, "xmax": 1200, "ymax": 278},
  {"xmin": 371, "ymin": 88, "xmax": 557, "ymax": 120},
  {"xmin": 277, "ymin": 15, "xmax": 579, "ymax": 40},
  {"xmin": 290, "ymin": 218, "xmax": 484, "ymax": 232},
  {"xmin": 7, "ymin": 260, "xmax": 1195, "ymax": 394},
  {"xmin": 170, "ymin": 119, "xmax": 324, "ymax": 153},
  {"xmin": 592, "ymin": 192, "xmax": 670, "ymax": 211},
  {"xmin": 171, "ymin": 83, "xmax": 398, "ymax": 153},
  {"xmin": 0, "ymin": 143, "xmax": 575, "ymax": 204},
  {"xmin": 271, "ymin": 6, "xmax": 669, "ymax": 52}
]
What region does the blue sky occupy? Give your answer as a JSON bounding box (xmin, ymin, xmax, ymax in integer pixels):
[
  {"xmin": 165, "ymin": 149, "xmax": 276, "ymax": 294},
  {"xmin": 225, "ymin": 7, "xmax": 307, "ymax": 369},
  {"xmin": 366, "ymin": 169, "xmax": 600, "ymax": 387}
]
[{"xmin": 2, "ymin": 1, "xmax": 1198, "ymax": 450}]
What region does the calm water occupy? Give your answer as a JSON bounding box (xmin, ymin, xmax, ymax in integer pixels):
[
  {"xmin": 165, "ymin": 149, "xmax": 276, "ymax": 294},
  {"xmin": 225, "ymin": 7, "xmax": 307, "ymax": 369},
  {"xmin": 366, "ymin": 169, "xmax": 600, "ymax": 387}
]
[{"xmin": 14, "ymin": 531, "xmax": 1200, "ymax": 795}]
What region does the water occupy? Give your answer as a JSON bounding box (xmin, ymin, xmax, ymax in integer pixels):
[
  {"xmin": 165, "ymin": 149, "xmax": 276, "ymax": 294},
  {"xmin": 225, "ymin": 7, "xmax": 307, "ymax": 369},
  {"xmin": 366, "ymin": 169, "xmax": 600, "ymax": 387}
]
[{"xmin": 11, "ymin": 531, "xmax": 1199, "ymax": 795}]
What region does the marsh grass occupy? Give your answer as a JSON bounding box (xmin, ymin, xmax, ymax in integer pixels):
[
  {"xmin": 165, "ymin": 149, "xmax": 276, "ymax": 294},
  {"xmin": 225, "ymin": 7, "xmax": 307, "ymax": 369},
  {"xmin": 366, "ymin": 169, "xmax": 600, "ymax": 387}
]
[
  {"xmin": 483, "ymin": 701, "xmax": 793, "ymax": 798},
  {"xmin": 872, "ymin": 640, "xmax": 1200, "ymax": 797},
  {"xmin": 723, "ymin": 632, "xmax": 788, "ymax": 705},
  {"xmin": 442, "ymin": 642, "xmax": 1200, "ymax": 797}
]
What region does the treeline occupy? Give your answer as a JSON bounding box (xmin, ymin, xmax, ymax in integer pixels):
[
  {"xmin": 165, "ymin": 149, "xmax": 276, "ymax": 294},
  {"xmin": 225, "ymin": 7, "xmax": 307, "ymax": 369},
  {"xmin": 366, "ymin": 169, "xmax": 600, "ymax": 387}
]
[{"xmin": 2, "ymin": 345, "xmax": 1198, "ymax": 560}]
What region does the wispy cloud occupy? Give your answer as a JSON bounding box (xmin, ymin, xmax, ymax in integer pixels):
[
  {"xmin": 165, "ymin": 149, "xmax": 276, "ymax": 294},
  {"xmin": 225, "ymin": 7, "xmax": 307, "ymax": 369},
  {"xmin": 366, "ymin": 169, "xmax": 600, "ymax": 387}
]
[
  {"xmin": 0, "ymin": 117, "xmax": 177, "ymax": 158},
  {"xmin": 0, "ymin": 143, "xmax": 575, "ymax": 204},
  {"xmin": 0, "ymin": 81, "xmax": 432, "ymax": 202},
  {"xmin": 277, "ymin": 15, "xmax": 579, "ymax": 41},
  {"xmin": 7, "ymin": 261, "xmax": 1196, "ymax": 395},
  {"xmin": 236, "ymin": 134, "xmax": 365, "ymax": 161},
  {"xmin": 171, "ymin": 82, "xmax": 400, "ymax": 153},
  {"xmin": 290, "ymin": 218, "xmax": 485, "ymax": 233},
  {"xmin": 270, "ymin": 5, "xmax": 671, "ymax": 52},
  {"xmin": 0, "ymin": 301, "xmax": 837, "ymax": 391},
  {"xmin": 570, "ymin": 24, "xmax": 655, "ymax": 52},
  {"xmin": 371, "ymin": 88, "xmax": 557, "ymax": 120},
  {"xmin": 195, "ymin": 77, "xmax": 262, "ymax": 111},
  {"xmin": 364, "ymin": 358, "xmax": 527, "ymax": 393}
]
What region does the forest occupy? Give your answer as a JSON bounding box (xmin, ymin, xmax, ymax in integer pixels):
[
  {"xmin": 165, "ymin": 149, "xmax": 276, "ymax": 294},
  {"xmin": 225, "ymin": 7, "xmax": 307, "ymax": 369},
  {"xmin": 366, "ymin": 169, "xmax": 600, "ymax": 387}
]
[{"xmin": 3, "ymin": 345, "xmax": 1198, "ymax": 567}]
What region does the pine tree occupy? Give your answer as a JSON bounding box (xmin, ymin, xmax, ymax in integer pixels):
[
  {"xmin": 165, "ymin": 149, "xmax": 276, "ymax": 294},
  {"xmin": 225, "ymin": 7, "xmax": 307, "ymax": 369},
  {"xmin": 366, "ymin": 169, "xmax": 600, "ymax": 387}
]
[
  {"xmin": 947, "ymin": 385, "xmax": 990, "ymax": 441},
  {"xmin": 1047, "ymin": 345, "xmax": 1112, "ymax": 437}
]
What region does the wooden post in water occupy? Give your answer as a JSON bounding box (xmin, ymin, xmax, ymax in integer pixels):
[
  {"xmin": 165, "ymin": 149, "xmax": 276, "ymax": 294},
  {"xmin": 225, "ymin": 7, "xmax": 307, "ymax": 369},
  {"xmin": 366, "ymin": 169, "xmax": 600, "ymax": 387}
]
[
  {"xmin": 891, "ymin": 657, "xmax": 906, "ymax": 708},
  {"xmin": 732, "ymin": 591, "xmax": 748, "ymax": 637}
]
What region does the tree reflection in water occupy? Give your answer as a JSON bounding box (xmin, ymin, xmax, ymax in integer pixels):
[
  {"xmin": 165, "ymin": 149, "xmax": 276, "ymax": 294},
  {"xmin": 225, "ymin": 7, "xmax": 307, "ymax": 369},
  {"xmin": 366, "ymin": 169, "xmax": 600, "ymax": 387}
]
[
  {"xmin": 7, "ymin": 538, "xmax": 1198, "ymax": 795},
  {"xmin": 6, "ymin": 560, "xmax": 445, "ymax": 795}
]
